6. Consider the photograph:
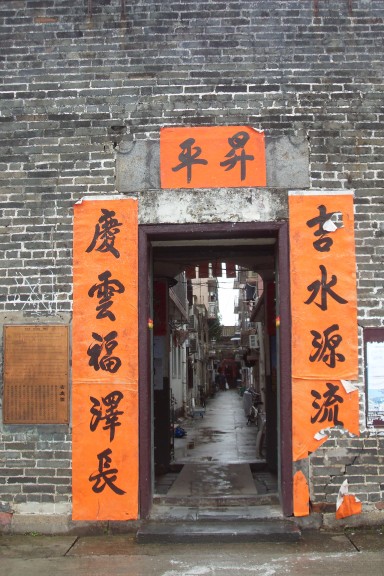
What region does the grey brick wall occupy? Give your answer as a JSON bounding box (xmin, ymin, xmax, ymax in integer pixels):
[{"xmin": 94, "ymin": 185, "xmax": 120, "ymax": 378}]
[
  {"xmin": 0, "ymin": 427, "xmax": 71, "ymax": 513},
  {"xmin": 1, "ymin": 0, "xmax": 384, "ymax": 521},
  {"xmin": 310, "ymin": 435, "xmax": 384, "ymax": 512}
]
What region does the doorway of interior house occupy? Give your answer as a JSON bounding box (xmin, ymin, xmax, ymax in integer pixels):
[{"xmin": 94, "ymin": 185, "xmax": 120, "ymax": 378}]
[{"xmin": 138, "ymin": 222, "xmax": 292, "ymax": 519}]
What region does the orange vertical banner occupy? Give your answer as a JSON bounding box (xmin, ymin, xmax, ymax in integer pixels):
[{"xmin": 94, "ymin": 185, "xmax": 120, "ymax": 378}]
[
  {"xmin": 160, "ymin": 126, "xmax": 266, "ymax": 189},
  {"xmin": 72, "ymin": 198, "xmax": 138, "ymax": 521},
  {"xmin": 289, "ymin": 192, "xmax": 358, "ymax": 380}
]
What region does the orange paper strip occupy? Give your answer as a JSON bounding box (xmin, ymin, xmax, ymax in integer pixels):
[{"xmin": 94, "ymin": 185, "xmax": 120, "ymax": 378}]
[
  {"xmin": 160, "ymin": 126, "xmax": 266, "ymax": 189},
  {"xmin": 72, "ymin": 199, "xmax": 138, "ymax": 521},
  {"xmin": 336, "ymin": 494, "xmax": 362, "ymax": 519},
  {"xmin": 289, "ymin": 193, "xmax": 358, "ymax": 380},
  {"xmin": 293, "ymin": 470, "xmax": 310, "ymax": 517}
]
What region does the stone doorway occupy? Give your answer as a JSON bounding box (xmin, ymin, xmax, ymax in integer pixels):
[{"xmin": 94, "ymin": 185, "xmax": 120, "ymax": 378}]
[{"xmin": 138, "ymin": 222, "xmax": 292, "ymax": 519}]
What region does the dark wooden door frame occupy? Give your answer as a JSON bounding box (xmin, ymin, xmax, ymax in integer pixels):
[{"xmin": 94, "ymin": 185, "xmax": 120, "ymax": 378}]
[{"xmin": 138, "ymin": 222, "xmax": 292, "ymax": 518}]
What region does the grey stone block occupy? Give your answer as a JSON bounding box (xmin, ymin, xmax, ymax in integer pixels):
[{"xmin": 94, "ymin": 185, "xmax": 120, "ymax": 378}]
[
  {"xmin": 266, "ymin": 132, "xmax": 310, "ymax": 189},
  {"xmin": 116, "ymin": 139, "xmax": 160, "ymax": 192}
]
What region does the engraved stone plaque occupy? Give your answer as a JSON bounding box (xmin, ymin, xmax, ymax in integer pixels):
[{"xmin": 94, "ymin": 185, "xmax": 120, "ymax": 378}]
[{"xmin": 3, "ymin": 325, "xmax": 69, "ymax": 424}]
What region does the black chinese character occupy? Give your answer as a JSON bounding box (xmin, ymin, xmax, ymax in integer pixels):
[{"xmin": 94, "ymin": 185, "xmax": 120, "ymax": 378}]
[
  {"xmin": 89, "ymin": 448, "xmax": 126, "ymax": 495},
  {"xmin": 172, "ymin": 138, "xmax": 208, "ymax": 183},
  {"xmin": 309, "ymin": 324, "xmax": 345, "ymax": 368},
  {"xmin": 87, "ymin": 331, "xmax": 122, "ymax": 373},
  {"xmin": 88, "ymin": 270, "xmax": 125, "ymax": 321},
  {"xmin": 306, "ymin": 205, "xmax": 339, "ymax": 252},
  {"xmin": 305, "ymin": 265, "xmax": 348, "ymax": 311},
  {"xmin": 86, "ymin": 209, "xmax": 122, "ymax": 259},
  {"xmin": 311, "ymin": 382, "xmax": 344, "ymax": 426},
  {"xmin": 90, "ymin": 391, "xmax": 124, "ymax": 442},
  {"xmin": 220, "ymin": 131, "xmax": 254, "ymax": 181}
]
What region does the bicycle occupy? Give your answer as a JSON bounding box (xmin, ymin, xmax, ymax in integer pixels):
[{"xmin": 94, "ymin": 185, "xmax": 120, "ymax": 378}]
[{"xmin": 255, "ymin": 411, "xmax": 266, "ymax": 459}]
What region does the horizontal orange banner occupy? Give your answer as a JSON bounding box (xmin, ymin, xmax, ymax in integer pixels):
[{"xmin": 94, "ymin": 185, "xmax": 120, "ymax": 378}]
[{"xmin": 161, "ymin": 126, "xmax": 266, "ymax": 189}]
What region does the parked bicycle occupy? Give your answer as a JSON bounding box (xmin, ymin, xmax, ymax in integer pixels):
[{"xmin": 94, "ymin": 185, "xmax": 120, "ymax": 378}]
[
  {"xmin": 255, "ymin": 410, "xmax": 266, "ymax": 459},
  {"xmin": 243, "ymin": 388, "xmax": 261, "ymax": 425}
]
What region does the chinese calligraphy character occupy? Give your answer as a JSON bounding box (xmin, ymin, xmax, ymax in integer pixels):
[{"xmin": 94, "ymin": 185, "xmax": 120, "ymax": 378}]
[
  {"xmin": 305, "ymin": 265, "xmax": 348, "ymax": 311},
  {"xmin": 306, "ymin": 205, "xmax": 340, "ymax": 252},
  {"xmin": 220, "ymin": 131, "xmax": 254, "ymax": 181},
  {"xmin": 309, "ymin": 324, "xmax": 345, "ymax": 368},
  {"xmin": 311, "ymin": 382, "xmax": 344, "ymax": 426},
  {"xmin": 86, "ymin": 209, "xmax": 122, "ymax": 259},
  {"xmin": 172, "ymin": 138, "xmax": 208, "ymax": 183},
  {"xmin": 90, "ymin": 390, "xmax": 124, "ymax": 442},
  {"xmin": 89, "ymin": 448, "xmax": 126, "ymax": 495},
  {"xmin": 59, "ymin": 385, "xmax": 65, "ymax": 402},
  {"xmin": 88, "ymin": 270, "xmax": 125, "ymax": 321},
  {"xmin": 87, "ymin": 331, "xmax": 122, "ymax": 373}
]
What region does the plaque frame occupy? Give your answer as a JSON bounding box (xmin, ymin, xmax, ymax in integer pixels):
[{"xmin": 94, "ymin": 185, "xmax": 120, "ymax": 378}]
[{"xmin": 3, "ymin": 324, "xmax": 69, "ymax": 424}]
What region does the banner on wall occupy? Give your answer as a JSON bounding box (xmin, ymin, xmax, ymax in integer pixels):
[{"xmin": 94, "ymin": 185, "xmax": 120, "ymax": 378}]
[
  {"xmin": 289, "ymin": 191, "xmax": 359, "ymax": 518},
  {"xmin": 72, "ymin": 198, "xmax": 138, "ymax": 521},
  {"xmin": 289, "ymin": 191, "xmax": 358, "ymax": 380},
  {"xmin": 160, "ymin": 126, "xmax": 266, "ymax": 189}
]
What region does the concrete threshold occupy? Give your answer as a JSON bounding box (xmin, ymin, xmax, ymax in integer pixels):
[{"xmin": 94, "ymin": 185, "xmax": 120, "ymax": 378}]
[
  {"xmin": 136, "ymin": 518, "xmax": 301, "ymax": 543},
  {"xmin": 153, "ymin": 493, "xmax": 280, "ymax": 507},
  {"xmin": 149, "ymin": 503, "xmax": 284, "ymax": 522}
]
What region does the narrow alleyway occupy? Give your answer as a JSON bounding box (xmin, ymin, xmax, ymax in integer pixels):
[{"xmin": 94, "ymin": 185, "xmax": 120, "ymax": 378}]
[
  {"xmin": 173, "ymin": 388, "xmax": 262, "ymax": 464},
  {"xmin": 154, "ymin": 389, "xmax": 278, "ymax": 509}
]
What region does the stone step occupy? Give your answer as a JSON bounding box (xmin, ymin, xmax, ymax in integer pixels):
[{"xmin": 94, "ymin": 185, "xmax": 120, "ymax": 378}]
[
  {"xmin": 136, "ymin": 519, "xmax": 301, "ymax": 544},
  {"xmin": 149, "ymin": 503, "xmax": 285, "ymax": 522},
  {"xmin": 153, "ymin": 493, "xmax": 280, "ymax": 507}
]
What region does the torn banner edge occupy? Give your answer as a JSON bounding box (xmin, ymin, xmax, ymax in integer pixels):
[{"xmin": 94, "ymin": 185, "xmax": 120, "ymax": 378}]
[{"xmin": 336, "ymin": 479, "xmax": 362, "ymax": 519}]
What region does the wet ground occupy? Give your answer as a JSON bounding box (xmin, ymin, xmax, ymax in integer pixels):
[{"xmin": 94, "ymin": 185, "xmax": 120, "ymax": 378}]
[
  {"xmin": 1, "ymin": 529, "xmax": 384, "ymax": 576},
  {"xmin": 155, "ymin": 389, "xmax": 277, "ymax": 502}
]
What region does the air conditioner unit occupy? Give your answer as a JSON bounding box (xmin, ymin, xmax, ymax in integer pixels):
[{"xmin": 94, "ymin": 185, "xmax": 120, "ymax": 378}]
[
  {"xmin": 249, "ymin": 334, "xmax": 259, "ymax": 349},
  {"xmin": 188, "ymin": 315, "xmax": 197, "ymax": 331}
]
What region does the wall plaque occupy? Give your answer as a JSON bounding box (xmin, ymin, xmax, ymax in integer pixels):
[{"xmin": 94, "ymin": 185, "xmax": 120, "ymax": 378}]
[{"xmin": 3, "ymin": 325, "xmax": 69, "ymax": 424}]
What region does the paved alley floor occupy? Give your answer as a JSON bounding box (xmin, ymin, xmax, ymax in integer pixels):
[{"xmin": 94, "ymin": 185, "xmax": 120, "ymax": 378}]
[
  {"xmin": 1, "ymin": 529, "xmax": 384, "ymax": 576},
  {"xmin": 155, "ymin": 389, "xmax": 278, "ymax": 503},
  {"xmin": 172, "ymin": 389, "xmax": 261, "ymax": 464}
]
